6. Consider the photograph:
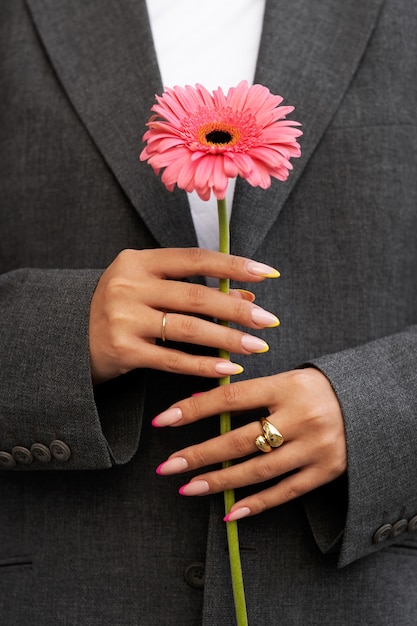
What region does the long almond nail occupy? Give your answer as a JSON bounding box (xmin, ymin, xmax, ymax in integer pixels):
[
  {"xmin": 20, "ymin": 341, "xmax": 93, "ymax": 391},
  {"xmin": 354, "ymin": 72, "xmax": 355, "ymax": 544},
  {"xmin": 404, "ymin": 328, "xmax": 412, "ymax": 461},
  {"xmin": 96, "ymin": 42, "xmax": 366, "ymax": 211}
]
[
  {"xmin": 179, "ymin": 480, "xmax": 210, "ymax": 496},
  {"xmin": 152, "ymin": 407, "xmax": 182, "ymax": 427},
  {"xmin": 224, "ymin": 507, "xmax": 251, "ymax": 522},
  {"xmin": 251, "ymin": 307, "xmax": 280, "ymax": 327},
  {"xmin": 156, "ymin": 457, "xmax": 188, "ymax": 475},
  {"xmin": 214, "ymin": 362, "xmax": 244, "ymax": 375},
  {"xmin": 241, "ymin": 335, "xmax": 269, "ymax": 353},
  {"xmin": 246, "ymin": 261, "xmax": 280, "ymax": 278}
]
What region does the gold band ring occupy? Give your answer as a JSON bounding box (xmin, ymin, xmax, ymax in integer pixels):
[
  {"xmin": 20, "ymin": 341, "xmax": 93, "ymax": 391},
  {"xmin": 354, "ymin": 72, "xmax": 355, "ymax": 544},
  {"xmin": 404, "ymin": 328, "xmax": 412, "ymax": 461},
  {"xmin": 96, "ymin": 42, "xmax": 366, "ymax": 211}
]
[
  {"xmin": 255, "ymin": 418, "xmax": 284, "ymax": 453},
  {"xmin": 161, "ymin": 311, "xmax": 167, "ymax": 342},
  {"xmin": 261, "ymin": 418, "xmax": 284, "ymax": 448}
]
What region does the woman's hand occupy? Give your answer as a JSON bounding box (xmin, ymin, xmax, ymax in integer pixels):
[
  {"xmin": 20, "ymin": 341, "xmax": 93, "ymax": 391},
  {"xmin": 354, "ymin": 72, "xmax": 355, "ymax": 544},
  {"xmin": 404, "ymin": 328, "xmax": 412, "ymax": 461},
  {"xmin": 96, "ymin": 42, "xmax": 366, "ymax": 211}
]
[
  {"xmin": 154, "ymin": 368, "xmax": 347, "ymax": 520},
  {"xmin": 89, "ymin": 248, "xmax": 280, "ymax": 384}
]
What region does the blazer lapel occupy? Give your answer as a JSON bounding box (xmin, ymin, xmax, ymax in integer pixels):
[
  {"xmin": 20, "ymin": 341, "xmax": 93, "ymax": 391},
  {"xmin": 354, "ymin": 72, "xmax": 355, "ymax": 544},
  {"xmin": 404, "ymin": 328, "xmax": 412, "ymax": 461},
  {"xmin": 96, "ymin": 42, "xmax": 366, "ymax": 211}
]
[
  {"xmin": 25, "ymin": 0, "xmax": 198, "ymax": 249},
  {"xmin": 231, "ymin": 0, "xmax": 385, "ymax": 258},
  {"xmin": 25, "ymin": 0, "xmax": 385, "ymax": 256}
]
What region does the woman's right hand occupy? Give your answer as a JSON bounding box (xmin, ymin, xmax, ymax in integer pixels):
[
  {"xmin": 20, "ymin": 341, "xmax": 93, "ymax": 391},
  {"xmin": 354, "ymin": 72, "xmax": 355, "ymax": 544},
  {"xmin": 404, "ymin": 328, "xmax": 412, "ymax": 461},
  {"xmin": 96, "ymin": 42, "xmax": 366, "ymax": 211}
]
[{"xmin": 89, "ymin": 248, "xmax": 280, "ymax": 384}]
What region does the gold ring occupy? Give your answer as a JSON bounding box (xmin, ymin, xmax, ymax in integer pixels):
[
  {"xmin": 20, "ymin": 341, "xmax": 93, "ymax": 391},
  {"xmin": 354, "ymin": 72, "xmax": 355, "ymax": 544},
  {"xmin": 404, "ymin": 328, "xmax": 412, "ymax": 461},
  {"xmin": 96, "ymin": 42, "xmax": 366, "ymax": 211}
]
[
  {"xmin": 161, "ymin": 311, "xmax": 167, "ymax": 342},
  {"xmin": 261, "ymin": 418, "xmax": 284, "ymax": 448},
  {"xmin": 255, "ymin": 434, "xmax": 272, "ymax": 453}
]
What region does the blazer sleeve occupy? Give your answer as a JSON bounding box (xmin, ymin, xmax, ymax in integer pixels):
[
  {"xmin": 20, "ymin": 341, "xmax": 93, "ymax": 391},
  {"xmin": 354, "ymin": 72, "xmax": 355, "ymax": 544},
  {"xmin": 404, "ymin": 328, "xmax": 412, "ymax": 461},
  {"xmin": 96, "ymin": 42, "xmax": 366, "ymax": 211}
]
[
  {"xmin": 0, "ymin": 267, "xmax": 144, "ymax": 471},
  {"xmin": 302, "ymin": 325, "xmax": 417, "ymax": 567}
]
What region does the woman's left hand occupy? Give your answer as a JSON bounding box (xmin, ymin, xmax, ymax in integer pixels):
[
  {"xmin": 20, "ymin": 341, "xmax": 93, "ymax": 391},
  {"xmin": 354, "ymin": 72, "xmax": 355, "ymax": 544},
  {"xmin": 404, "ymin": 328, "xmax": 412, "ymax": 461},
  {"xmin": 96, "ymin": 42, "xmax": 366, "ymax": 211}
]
[{"xmin": 154, "ymin": 368, "xmax": 347, "ymax": 521}]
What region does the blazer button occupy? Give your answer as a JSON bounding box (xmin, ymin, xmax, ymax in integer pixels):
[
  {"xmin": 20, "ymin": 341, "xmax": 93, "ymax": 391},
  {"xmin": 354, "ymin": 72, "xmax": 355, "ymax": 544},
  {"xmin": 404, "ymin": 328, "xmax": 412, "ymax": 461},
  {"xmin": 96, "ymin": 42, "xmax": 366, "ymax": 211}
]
[
  {"xmin": 0, "ymin": 451, "xmax": 17, "ymax": 468},
  {"xmin": 408, "ymin": 515, "xmax": 417, "ymax": 533},
  {"xmin": 50, "ymin": 440, "xmax": 71, "ymax": 462},
  {"xmin": 184, "ymin": 562, "xmax": 205, "ymax": 589},
  {"xmin": 391, "ymin": 519, "xmax": 408, "ymax": 538},
  {"xmin": 373, "ymin": 523, "xmax": 392, "ymax": 544},
  {"xmin": 12, "ymin": 446, "xmax": 33, "ymax": 465},
  {"xmin": 31, "ymin": 443, "xmax": 52, "ymax": 463}
]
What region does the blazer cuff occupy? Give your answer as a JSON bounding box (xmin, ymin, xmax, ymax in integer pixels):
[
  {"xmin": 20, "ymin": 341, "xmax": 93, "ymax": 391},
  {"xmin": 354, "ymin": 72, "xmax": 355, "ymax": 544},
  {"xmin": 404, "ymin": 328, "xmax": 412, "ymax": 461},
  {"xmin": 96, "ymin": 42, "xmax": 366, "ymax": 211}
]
[
  {"xmin": 0, "ymin": 268, "xmax": 142, "ymax": 471},
  {"xmin": 304, "ymin": 326, "xmax": 417, "ymax": 567}
]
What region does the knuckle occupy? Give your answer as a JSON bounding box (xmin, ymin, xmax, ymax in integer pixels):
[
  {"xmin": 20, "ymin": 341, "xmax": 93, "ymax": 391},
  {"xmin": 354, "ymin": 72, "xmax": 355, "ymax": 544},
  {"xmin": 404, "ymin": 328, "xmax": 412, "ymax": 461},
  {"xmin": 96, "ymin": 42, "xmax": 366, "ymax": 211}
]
[
  {"xmin": 227, "ymin": 254, "xmax": 243, "ymax": 274},
  {"xmin": 187, "ymin": 396, "xmax": 203, "ymax": 421},
  {"xmin": 231, "ymin": 298, "xmax": 248, "ymax": 320},
  {"xmin": 188, "ymin": 447, "xmax": 209, "ymax": 469},
  {"xmin": 106, "ymin": 276, "xmax": 131, "ymax": 298},
  {"xmin": 115, "ymin": 248, "xmax": 137, "ymax": 266},
  {"xmin": 252, "ymin": 462, "xmax": 274, "ymax": 483},
  {"xmin": 230, "ymin": 431, "xmax": 252, "ymax": 456},
  {"xmin": 185, "ymin": 284, "xmax": 207, "ymax": 308},
  {"xmin": 165, "ymin": 352, "xmax": 182, "ymax": 373},
  {"xmin": 222, "ymin": 383, "xmax": 240, "ymax": 406},
  {"xmin": 178, "ymin": 315, "xmax": 199, "ymax": 340},
  {"xmin": 283, "ymin": 485, "xmax": 300, "ymax": 502},
  {"xmin": 186, "ymin": 247, "xmax": 205, "ymax": 265}
]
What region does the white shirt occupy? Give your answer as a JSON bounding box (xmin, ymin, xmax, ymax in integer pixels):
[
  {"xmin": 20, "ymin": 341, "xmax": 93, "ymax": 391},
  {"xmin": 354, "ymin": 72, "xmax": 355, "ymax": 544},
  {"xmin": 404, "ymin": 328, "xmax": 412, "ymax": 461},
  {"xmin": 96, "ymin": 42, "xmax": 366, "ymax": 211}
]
[{"xmin": 145, "ymin": 0, "xmax": 266, "ymax": 251}]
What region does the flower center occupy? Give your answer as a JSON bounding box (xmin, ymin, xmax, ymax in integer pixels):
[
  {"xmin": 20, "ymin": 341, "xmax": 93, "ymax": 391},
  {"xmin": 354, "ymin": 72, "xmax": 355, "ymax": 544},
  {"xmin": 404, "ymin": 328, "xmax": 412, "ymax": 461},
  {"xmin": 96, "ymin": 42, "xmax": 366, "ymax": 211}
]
[
  {"xmin": 198, "ymin": 122, "xmax": 240, "ymax": 148},
  {"xmin": 205, "ymin": 130, "xmax": 233, "ymax": 145}
]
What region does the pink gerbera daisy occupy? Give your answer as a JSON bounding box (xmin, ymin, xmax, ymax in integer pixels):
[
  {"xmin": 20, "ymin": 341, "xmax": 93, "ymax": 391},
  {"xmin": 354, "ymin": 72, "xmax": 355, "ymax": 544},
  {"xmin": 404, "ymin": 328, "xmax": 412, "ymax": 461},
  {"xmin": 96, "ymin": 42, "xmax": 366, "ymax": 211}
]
[{"xmin": 140, "ymin": 80, "xmax": 302, "ymax": 201}]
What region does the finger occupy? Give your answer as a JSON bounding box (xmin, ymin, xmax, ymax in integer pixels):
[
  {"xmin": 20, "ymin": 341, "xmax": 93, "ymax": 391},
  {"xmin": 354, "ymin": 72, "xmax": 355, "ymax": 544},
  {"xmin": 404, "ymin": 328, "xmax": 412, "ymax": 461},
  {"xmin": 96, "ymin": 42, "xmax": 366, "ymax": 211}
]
[
  {"xmin": 155, "ymin": 312, "xmax": 270, "ymax": 355},
  {"xmin": 153, "ymin": 376, "xmax": 279, "ymax": 426},
  {"xmin": 157, "ymin": 417, "xmax": 295, "ymax": 473},
  {"xmin": 174, "ymin": 441, "xmax": 307, "ymax": 494},
  {"xmin": 132, "ymin": 247, "xmax": 280, "ymax": 282},
  {"xmin": 143, "ymin": 280, "xmax": 279, "ymax": 330},
  {"xmin": 224, "ymin": 467, "xmax": 327, "ymax": 520},
  {"xmin": 134, "ymin": 343, "xmax": 245, "ymax": 378}
]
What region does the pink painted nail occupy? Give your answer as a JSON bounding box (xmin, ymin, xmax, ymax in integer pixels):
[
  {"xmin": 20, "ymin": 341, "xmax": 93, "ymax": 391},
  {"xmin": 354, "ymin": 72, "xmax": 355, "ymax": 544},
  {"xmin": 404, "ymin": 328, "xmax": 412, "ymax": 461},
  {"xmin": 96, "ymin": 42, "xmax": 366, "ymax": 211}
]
[
  {"xmin": 241, "ymin": 334, "xmax": 269, "ymax": 353},
  {"xmin": 191, "ymin": 392, "xmax": 203, "ymax": 397},
  {"xmin": 156, "ymin": 457, "xmax": 188, "ymax": 475},
  {"xmin": 214, "ymin": 362, "xmax": 243, "ymax": 375},
  {"xmin": 223, "ymin": 507, "xmax": 251, "ymax": 522},
  {"xmin": 179, "ymin": 480, "xmax": 210, "ymax": 496},
  {"xmin": 251, "ymin": 306, "xmax": 280, "ymax": 328},
  {"xmin": 246, "ymin": 261, "xmax": 280, "ymax": 278},
  {"xmin": 152, "ymin": 407, "xmax": 183, "ymax": 427}
]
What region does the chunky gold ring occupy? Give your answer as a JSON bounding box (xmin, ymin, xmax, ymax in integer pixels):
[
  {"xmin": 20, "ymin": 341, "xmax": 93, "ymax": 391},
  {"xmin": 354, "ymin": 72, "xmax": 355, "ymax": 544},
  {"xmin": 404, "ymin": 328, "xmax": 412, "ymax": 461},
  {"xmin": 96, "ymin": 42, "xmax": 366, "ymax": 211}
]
[
  {"xmin": 161, "ymin": 311, "xmax": 167, "ymax": 342},
  {"xmin": 255, "ymin": 434, "xmax": 272, "ymax": 453},
  {"xmin": 261, "ymin": 418, "xmax": 284, "ymax": 447}
]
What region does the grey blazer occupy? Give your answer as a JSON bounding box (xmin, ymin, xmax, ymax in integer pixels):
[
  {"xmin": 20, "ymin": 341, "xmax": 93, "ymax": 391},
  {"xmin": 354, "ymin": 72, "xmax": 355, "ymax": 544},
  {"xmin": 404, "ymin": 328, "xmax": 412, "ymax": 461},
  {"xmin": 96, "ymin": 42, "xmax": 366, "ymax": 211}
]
[{"xmin": 1, "ymin": 0, "xmax": 416, "ymax": 624}]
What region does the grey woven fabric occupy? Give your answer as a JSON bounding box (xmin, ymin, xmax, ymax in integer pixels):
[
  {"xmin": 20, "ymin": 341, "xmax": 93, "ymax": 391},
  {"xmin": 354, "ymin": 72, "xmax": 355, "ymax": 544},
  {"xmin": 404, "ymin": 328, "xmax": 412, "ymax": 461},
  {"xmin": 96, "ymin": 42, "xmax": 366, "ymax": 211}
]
[{"xmin": 0, "ymin": 0, "xmax": 416, "ymax": 623}]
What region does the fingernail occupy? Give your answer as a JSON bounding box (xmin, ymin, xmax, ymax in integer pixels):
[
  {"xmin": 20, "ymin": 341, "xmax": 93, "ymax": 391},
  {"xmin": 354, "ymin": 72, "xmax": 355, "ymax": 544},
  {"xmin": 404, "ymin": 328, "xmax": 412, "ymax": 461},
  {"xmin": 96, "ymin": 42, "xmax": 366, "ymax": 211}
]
[
  {"xmin": 241, "ymin": 334, "xmax": 269, "ymax": 353},
  {"xmin": 214, "ymin": 362, "xmax": 244, "ymax": 375},
  {"xmin": 223, "ymin": 507, "xmax": 251, "ymax": 522},
  {"xmin": 251, "ymin": 307, "xmax": 280, "ymax": 327},
  {"xmin": 179, "ymin": 480, "xmax": 210, "ymax": 496},
  {"xmin": 232, "ymin": 289, "xmax": 256, "ymax": 302},
  {"xmin": 191, "ymin": 392, "xmax": 203, "ymax": 397},
  {"xmin": 246, "ymin": 261, "xmax": 280, "ymax": 278},
  {"xmin": 156, "ymin": 457, "xmax": 188, "ymax": 475},
  {"xmin": 152, "ymin": 407, "xmax": 182, "ymax": 427}
]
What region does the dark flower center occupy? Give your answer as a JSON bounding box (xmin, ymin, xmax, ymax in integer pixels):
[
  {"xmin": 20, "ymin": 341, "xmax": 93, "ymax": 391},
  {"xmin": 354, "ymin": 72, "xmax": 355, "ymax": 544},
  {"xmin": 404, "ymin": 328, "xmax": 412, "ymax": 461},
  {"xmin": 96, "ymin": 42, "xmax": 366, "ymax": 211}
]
[{"xmin": 205, "ymin": 130, "xmax": 233, "ymax": 145}]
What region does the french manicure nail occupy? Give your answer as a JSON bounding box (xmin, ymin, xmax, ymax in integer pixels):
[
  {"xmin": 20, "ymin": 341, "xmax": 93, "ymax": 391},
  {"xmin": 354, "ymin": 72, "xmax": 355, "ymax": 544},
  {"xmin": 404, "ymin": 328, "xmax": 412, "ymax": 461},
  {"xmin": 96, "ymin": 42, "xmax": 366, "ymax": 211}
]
[
  {"xmin": 241, "ymin": 334, "xmax": 269, "ymax": 353},
  {"xmin": 152, "ymin": 407, "xmax": 183, "ymax": 427},
  {"xmin": 246, "ymin": 261, "xmax": 280, "ymax": 278},
  {"xmin": 251, "ymin": 307, "xmax": 280, "ymax": 328},
  {"xmin": 156, "ymin": 457, "xmax": 188, "ymax": 475},
  {"xmin": 214, "ymin": 362, "xmax": 244, "ymax": 375},
  {"xmin": 179, "ymin": 480, "xmax": 210, "ymax": 496},
  {"xmin": 223, "ymin": 507, "xmax": 251, "ymax": 522}
]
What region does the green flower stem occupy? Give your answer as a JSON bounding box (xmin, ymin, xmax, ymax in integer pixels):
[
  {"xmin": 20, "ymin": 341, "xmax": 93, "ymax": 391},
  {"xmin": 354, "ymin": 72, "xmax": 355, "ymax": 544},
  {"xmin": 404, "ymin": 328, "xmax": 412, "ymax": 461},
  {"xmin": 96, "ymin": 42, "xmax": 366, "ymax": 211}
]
[{"xmin": 217, "ymin": 198, "xmax": 249, "ymax": 626}]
